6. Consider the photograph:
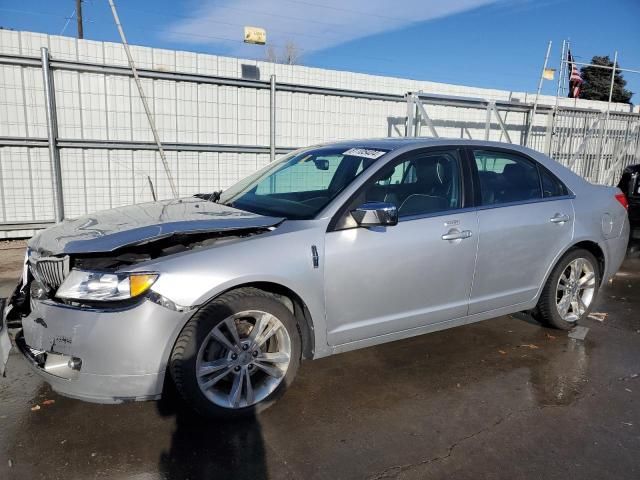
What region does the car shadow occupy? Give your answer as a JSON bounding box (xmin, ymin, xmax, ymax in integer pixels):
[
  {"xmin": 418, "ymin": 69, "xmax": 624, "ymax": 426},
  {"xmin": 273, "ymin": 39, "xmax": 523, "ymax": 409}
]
[{"xmin": 156, "ymin": 377, "xmax": 269, "ymax": 480}]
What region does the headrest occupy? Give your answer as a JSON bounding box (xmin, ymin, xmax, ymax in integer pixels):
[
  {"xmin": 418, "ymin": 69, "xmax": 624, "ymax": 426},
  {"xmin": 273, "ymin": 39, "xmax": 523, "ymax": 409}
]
[
  {"xmin": 415, "ymin": 157, "xmax": 448, "ymax": 184},
  {"xmin": 502, "ymin": 163, "xmax": 525, "ymax": 182}
]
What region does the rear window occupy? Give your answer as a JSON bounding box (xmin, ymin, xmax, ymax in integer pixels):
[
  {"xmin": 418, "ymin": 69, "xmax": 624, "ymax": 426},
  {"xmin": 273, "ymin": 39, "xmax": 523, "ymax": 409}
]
[{"xmin": 540, "ymin": 167, "xmax": 569, "ymax": 198}]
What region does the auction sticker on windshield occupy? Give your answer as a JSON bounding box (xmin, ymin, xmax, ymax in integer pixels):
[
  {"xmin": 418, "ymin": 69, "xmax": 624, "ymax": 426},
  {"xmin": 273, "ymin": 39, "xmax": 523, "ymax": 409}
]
[{"xmin": 342, "ymin": 148, "xmax": 388, "ymax": 159}]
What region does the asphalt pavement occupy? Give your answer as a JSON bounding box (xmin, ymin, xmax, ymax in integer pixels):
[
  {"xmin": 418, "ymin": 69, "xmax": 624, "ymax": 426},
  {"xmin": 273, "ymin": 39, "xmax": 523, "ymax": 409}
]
[{"xmin": 0, "ymin": 241, "xmax": 638, "ymax": 480}]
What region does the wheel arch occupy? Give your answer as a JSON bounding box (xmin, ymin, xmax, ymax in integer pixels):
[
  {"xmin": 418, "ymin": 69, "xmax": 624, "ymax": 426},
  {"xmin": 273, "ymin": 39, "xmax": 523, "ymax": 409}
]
[
  {"xmin": 200, "ymin": 282, "xmax": 316, "ymax": 360},
  {"xmin": 571, "ymin": 240, "xmax": 605, "ymax": 282},
  {"xmin": 533, "ymin": 238, "xmax": 606, "ymax": 306}
]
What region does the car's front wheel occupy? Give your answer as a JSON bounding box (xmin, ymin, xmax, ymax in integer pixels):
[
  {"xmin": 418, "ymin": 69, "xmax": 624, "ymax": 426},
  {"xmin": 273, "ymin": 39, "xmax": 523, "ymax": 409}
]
[
  {"xmin": 169, "ymin": 287, "xmax": 301, "ymax": 417},
  {"xmin": 535, "ymin": 248, "xmax": 600, "ymax": 330}
]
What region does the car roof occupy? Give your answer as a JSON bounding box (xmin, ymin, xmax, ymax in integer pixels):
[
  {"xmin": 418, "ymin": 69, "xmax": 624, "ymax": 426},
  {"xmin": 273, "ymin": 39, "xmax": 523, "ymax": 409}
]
[
  {"xmin": 315, "ymin": 137, "xmax": 542, "ymax": 156},
  {"xmin": 312, "ymin": 137, "xmax": 589, "ymax": 191}
]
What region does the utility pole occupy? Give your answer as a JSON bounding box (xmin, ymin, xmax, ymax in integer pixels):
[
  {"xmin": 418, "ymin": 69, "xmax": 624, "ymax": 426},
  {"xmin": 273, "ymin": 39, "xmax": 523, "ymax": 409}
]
[
  {"xmin": 107, "ymin": 0, "xmax": 179, "ymax": 198},
  {"xmin": 76, "ymin": 0, "xmax": 83, "ymax": 39}
]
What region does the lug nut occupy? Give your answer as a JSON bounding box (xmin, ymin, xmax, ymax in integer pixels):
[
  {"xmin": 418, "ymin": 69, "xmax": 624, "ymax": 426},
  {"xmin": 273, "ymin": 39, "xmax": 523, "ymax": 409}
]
[
  {"xmin": 248, "ymin": 364, "xmax": 254, "ymax": 370},
  {"xmin": 242, "ymin": 344, "xmax": 249, "ymax": 351},
  {"xmin": 252, "ymin": 350, "xmax": 259, "ymax": 357},
  {"xmin": 234, "ymin": 366, "xmax": 241, "ymax": 372},
  {"xmin": 231, "ymin": 353, "xmax": 238, "ymax": 360}
]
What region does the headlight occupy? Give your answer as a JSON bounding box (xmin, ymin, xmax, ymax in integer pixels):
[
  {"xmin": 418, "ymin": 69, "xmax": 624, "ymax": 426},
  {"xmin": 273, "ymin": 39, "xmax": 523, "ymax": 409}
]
[{"xmin": 56, "ymin": 270, "xmax": 158, "ymax": 302}]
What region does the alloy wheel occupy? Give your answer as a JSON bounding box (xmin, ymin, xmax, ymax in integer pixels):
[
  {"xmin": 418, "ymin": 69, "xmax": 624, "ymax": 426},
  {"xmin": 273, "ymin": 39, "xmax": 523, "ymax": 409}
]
[
  {"xmin": 555, "ymin": 257, "xmax": 597, "ymax": 322},
  {"xmin": 195, "ymin": 310, "xmax": 292, "ymax": 409}
]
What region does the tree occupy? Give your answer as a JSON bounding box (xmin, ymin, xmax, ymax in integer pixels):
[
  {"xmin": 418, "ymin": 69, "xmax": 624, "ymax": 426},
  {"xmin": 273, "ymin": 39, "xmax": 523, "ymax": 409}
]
[
  {"xmin": 281, "ymin": 41, "xmax": 300, "ymax": 65},
  {"xmin": 265, "ymin": 45, "xmax": 278, "ymax": 64},
  {"xmin": 580, "ymin": 55, "xmax": 633, "ymax": 103},
  {"xmin": 265, "ymin": 41, "xmax": 301, "ymax": 65}
]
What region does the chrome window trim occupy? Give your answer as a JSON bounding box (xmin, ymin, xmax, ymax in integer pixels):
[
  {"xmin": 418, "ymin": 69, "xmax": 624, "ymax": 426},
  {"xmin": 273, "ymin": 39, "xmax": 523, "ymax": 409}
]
[
  {"xmin": 336, "ymin": 194, "xmax": 576, "ymax": 227},
  {"xmin": 397, "ymin": 193, "xmax": 575, "ymax": 222},
  {"xmin": 474, "ymin": 194, "xmax": 576, "ymax": 212},
  {"xmin": 397, "ymin": 206, "xmax": 476, "ymax": 223}
]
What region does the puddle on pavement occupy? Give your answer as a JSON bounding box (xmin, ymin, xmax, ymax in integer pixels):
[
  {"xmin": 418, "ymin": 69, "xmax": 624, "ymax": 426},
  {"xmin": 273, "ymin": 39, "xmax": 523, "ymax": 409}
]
[{"xmin": 527, "ymin": 338, "xmax": 588, "ymax": 406}]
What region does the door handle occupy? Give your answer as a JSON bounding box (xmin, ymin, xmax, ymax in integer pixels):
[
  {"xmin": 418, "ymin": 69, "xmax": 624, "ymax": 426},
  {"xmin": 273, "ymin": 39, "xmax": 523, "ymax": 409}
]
[
  {"xmin": 550, "ymin": 213, "xmax": 570, "ymax": 224},
  {"xmin": 441, "ymin": 229, "xmax": 473, "ymax": 241}
]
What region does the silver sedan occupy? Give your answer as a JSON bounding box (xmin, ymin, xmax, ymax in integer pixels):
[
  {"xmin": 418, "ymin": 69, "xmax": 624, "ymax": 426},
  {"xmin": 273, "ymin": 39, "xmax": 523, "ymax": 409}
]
[{"xmin": 1, "ymin": 138, "xmax": 629, "ymax": 417}]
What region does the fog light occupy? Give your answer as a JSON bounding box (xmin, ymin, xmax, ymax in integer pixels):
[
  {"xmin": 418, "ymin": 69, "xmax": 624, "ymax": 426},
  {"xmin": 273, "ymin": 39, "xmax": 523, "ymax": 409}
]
[{"xmin": 67, "ymin": 357, "xmax": 82, "ymax": 371}]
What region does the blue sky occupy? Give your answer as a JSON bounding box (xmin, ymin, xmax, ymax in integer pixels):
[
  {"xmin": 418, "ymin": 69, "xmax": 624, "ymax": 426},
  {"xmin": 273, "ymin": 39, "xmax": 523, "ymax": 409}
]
[{"xmin": 1, "ymin": 0, "xmax": 639, "ymax": 101}]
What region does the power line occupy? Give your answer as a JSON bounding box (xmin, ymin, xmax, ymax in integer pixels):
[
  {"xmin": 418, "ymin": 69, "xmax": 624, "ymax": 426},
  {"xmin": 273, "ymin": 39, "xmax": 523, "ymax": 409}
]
[
  {"xmin": 0, "ymin": 6, "xmax": 549, "ymax": 89},
  {"xmin": 118, "ymin": 5, "xmax": 341, "ymax": 43},
  {"xmin": 278, "ymin": 0, "xmax": 413, "ymax": 23},
  {"xmin": 59, "ymin": 8, "xmax": 76, "ymax": 35}
]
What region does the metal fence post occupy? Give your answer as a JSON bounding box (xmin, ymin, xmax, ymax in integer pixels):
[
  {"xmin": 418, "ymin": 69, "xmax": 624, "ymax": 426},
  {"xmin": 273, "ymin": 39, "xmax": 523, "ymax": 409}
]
[
  {"xmin": 484, "ymin": 102, "xmax": 493, "ymax": 140},
  {"xmin": 543, "ymin": 110, "xmax": 554, "ymax": 156},
  {"xmin": 41, "ymin": 47, "xmax": 64, "ymax": 222},
  {"xmin": 405, "ymin": 94, "xmax": 414, "ymax": 137},
  {"xmin": 270, "ymin": 75, "xmax": 276, "ymax": 162}
]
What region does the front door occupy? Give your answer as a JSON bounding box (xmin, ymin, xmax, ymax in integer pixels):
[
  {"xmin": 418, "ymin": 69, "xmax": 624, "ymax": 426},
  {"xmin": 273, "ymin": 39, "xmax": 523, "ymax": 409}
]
[{"xmin": 324, "ymin": 149, "xmax": 478, "ymax": 346}]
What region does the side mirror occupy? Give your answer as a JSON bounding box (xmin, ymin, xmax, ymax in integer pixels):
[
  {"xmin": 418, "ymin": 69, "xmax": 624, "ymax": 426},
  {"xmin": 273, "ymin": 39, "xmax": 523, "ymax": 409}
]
[{"xmin": 351, "ymin": 202, "xmax": 398, "ymax": 227}]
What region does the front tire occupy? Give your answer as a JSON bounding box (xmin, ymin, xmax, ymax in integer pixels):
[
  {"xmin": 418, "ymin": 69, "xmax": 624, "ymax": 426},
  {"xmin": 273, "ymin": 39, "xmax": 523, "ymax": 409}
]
[
  {"xmin": 535, "ymin": 248, "xmax": 600, "ymax": 330},
  {"xmin": 169, "ymin": 288, "xmax": 301, "ymax": 418}
]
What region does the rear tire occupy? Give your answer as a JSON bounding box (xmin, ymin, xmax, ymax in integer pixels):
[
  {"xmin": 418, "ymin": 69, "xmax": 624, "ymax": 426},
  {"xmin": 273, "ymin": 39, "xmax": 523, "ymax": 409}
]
[
  {"xmin": 535, "ymin": 248, "xmax": 600, "ymax": 330},
  {"xmin": 169, "ymin": 287, "xmax": 301, "ymax": 418}
]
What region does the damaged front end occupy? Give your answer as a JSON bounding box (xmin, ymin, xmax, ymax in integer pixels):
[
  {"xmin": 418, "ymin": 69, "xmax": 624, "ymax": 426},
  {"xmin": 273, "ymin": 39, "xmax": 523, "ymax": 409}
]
[{"xmin": 2, "ymin": 199, "xmax": 283, "ymax": 395}]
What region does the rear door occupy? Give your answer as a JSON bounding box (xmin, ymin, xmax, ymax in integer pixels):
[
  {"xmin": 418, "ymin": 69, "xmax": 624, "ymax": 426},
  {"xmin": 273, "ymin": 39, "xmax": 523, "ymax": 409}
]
[{"xmin": 469, "ymin": 148, "xmax": 574, "ymax": 314}]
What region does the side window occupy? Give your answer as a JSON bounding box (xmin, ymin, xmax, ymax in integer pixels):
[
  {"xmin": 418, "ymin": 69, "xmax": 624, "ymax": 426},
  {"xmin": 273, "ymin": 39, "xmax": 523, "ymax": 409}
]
[
  {"xmin": 374, "ymin": 162, "xmax": 408, "ymax": 186},
  {"xmin": 361, "ymin": 150, "xmax": 462, "ymax": 217},
  {"xmin": 473, "ymin": 150, "xmax": 542, "ymax": 205},
  {"xmin": 540, "ymin": 167, "xmax": 568, "ymax": 198}
]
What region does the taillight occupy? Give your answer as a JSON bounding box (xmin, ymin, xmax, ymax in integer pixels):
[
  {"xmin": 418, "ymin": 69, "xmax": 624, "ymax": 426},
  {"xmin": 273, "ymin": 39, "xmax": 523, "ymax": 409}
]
[{"xmin": 615, "ymin": 193, "xmax": 629, "ymax": 210}]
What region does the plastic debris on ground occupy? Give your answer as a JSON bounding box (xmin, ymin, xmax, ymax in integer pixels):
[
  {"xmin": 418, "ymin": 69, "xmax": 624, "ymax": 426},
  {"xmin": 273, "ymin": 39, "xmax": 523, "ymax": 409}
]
[{"xmin": 588, "ymin": 312, "xmax": 608, "ymax": 322}]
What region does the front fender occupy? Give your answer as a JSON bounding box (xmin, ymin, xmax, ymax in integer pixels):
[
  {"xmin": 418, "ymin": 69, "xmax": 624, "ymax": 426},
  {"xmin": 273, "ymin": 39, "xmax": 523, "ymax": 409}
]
[{"xmin": 134, "ymin": 222, "xmax": 332, "ymax": 358}]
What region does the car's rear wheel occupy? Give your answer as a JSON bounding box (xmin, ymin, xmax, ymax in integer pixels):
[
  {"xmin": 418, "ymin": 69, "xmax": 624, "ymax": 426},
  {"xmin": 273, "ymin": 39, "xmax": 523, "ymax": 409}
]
[
  {"xmin": 535, "ymin": 248, "xmax": 600, "ymax": 330},
  {"xmin": 169, "ymin": 288, "xmax": 301, "ymax": 417}
]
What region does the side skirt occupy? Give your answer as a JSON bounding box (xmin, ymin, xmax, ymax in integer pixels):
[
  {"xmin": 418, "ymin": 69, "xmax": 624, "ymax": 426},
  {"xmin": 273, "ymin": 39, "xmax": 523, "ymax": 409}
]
[{"xmin": 327, "ymin": 299, "xmax": 538, "ymax": 356}]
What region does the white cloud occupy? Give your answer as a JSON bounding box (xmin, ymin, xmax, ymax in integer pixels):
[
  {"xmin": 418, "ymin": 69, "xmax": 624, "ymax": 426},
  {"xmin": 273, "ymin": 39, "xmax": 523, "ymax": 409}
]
[{"xmin": 166, "ymin": 0, "xmax": 503, "ymax": 57}]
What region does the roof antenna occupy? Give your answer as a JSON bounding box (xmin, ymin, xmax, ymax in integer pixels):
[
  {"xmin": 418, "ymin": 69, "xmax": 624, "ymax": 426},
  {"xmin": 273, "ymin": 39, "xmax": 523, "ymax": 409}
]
[{"xmin": 107, "ymin": 0, "xmax": 179, "ymax": 199}]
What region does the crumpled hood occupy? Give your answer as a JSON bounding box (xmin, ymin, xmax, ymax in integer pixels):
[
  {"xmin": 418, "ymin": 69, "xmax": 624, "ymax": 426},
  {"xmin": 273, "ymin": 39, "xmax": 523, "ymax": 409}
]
[{"xmin": 29, "ymin": 198, "xmax": 284, "ymax": 255}]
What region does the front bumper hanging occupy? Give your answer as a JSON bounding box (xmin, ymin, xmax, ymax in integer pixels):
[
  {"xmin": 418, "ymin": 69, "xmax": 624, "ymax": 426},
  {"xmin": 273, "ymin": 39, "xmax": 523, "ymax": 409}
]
[{"xmin": 0, "ymin": 298, "xmax": 12, "ymax": 377}]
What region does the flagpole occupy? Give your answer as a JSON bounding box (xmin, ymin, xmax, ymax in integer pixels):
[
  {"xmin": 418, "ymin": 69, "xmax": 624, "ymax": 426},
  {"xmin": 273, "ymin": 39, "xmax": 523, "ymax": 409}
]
[
  {"xmin": 555, "ymin": 40, "xmax": 566, "ymax": 107},
  {"xmin": 549, "ymin": 39, "xmax": 567, "ymax": 156},
  {"xmin": 597, "ymin": 50, "xmax": 618, "ymax": 178},
  {"xmin": 526, "ymin": 40, "xmax": 552, "ymax": 147},
  {"xmin": 606, "ymin": 51, "xmax": 618, "ymax": 115}
]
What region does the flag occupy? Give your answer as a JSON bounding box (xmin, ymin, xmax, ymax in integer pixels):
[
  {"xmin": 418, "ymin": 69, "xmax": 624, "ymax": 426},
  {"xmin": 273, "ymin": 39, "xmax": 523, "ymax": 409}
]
[
  {"xmin": 543, "ymin": 68, "xmax": 556, "ymax": 80},
  {"xmin": 567, "ymin": 50, "xmax": 583, "ymax": 98}
]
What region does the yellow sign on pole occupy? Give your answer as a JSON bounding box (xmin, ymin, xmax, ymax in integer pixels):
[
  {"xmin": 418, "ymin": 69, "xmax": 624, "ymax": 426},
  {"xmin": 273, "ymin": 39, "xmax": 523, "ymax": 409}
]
[
  {"xmin": 244, "ymin": 26, "xmax": 267, "ymax": 45},
  {"xmin": 543, "ymin": 68, "xmax": 556, "ymax": 80}
]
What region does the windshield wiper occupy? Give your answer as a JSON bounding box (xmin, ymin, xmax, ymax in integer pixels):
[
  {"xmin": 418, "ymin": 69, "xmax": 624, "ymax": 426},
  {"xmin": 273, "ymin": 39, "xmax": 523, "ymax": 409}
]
[
  {"xmin": 194, "ymin": 190, "xmax": 223, "ymax": 203},
  {"xmin": 209, "ymin": 190, "xmax": 223, "ymax": 203}
]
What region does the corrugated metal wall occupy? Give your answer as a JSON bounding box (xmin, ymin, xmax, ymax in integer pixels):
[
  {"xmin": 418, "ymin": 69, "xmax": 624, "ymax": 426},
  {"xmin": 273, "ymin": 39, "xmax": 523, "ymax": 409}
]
[{"xmin": 0, "ymin": 30, "xmax": 635, "ymax": 237}]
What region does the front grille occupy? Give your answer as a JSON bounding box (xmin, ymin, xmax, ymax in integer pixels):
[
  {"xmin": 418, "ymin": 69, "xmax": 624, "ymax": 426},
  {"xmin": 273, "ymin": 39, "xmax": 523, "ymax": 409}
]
[{"xmin": 30, "ymin": 256, "xmax": 70, "ymax": 290}]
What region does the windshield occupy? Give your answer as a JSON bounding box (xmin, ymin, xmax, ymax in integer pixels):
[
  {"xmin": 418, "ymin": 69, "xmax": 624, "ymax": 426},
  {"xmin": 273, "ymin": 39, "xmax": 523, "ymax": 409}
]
[{"xmin": 218, "ymin": 146, "xmax": 389, "ymax": 219}]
